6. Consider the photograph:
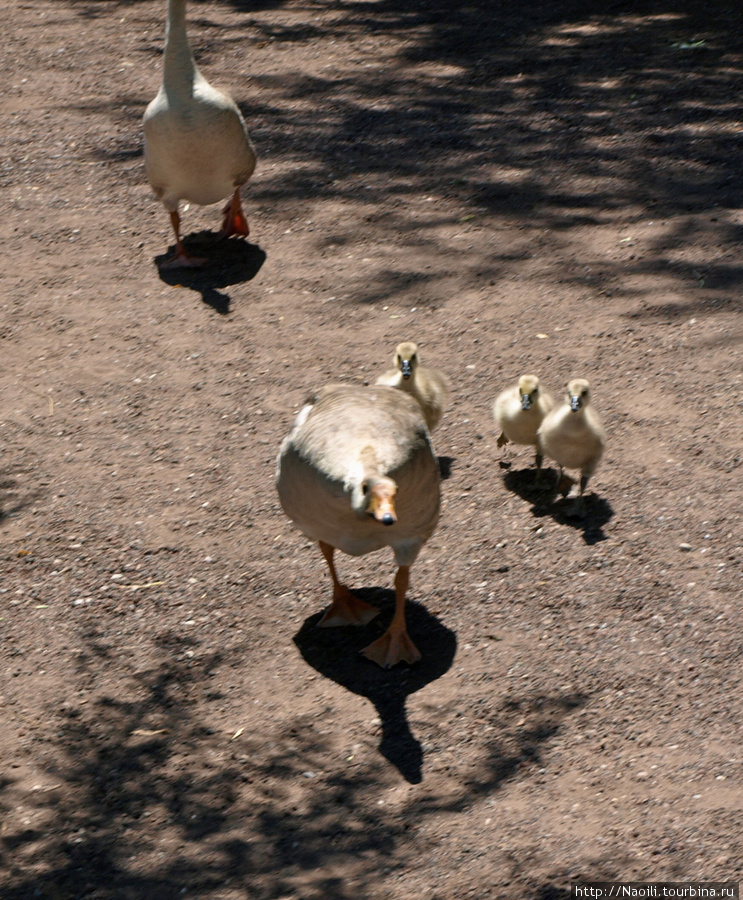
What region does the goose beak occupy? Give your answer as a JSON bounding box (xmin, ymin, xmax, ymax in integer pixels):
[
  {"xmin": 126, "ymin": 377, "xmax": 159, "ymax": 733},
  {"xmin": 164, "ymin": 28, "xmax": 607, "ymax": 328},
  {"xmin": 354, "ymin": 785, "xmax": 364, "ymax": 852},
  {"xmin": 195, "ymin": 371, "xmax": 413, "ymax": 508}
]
[
  {"xmin": 369, "ymin": 500, "xmax": 397, "ymax": 525},
  {"xmin": 368, "ymin": 484, "xmax": 398, "ymax": 525},
  {"xmin": 521, "ymin": 393, "xmax": 533, "ymax": 411},
  {"xmin": 570, "ymin": 395, "xmax": 582, "ymax": 412},
  {"xmin": 400, "ymin": 359, "xmax": 413, "ymax": 379}
]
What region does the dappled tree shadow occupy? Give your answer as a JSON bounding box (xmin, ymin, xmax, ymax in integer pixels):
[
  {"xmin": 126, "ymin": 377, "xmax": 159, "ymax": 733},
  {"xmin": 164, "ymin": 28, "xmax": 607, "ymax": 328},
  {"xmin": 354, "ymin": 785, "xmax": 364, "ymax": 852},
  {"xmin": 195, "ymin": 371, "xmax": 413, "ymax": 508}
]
[
  {"xmin": 241, "ymin": 0, "xmax": 743, "ymax": 304},
  {"xmin": 75, "ymin": 0, "xmax": 743, "ymax": 307},
  {"xmin": 405, "ymin": 691, "xmax": 589, "ymax": 817},
  {"xmin": 0, "ymin": 642, "xmax": 395, "ymax": 900},
  {"xmin": 0, "ymin": 466, "xmax": 45, "ymax": 524},
  {"xmin": 475, "ymin": 692, "xmax": 588, "ymax": 794},
  {"xmin": 0, "ymin": 630, "xmax": 590, "ymax": 899},
  {"xmin": 294, "ymin": 590, "xmax": 457, "ymax": 784},
  {"xmin": 625, "ymin": 290, "xmax": 743, "ymax": 322},
  {"xmin": 0, "ymin": 649, "xmax": 246, "ymax": 899}
]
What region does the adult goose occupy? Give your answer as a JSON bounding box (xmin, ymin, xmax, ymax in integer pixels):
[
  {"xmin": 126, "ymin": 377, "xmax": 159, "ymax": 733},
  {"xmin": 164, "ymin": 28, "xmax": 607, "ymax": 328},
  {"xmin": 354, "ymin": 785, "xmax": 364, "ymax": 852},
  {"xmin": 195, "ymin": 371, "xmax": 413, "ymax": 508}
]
[
  {"xmin": 276, "ymin": 384, "xmax": 441, "ymax": 668},
  {"xmin": 143, "ymin": 0, "xmax": 256, "ymax": 267}
]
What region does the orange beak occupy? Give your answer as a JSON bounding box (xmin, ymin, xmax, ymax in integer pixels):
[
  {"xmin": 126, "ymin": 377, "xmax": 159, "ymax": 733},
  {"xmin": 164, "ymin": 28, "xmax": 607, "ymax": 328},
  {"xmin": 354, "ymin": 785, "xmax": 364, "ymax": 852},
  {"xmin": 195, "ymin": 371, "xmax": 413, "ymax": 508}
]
[{"xmin": 368, "ymin": 484, "xmax": 397, "ymax": 526}]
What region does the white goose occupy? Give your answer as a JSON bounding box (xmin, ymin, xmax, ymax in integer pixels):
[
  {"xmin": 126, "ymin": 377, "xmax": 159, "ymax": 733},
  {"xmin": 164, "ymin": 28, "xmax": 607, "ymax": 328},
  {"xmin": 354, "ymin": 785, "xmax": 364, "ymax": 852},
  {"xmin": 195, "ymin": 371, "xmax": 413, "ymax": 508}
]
[
  {"xmin": 143, "ymin": 0, "xmax": 256, "ymax": 268},
  {"xmin": 375, "ymin": 341, "xmax": 450, "ymax": 432},
  {"xmin": 493, "ymin": 374, "xmax": 555, "ymax": 475},
  {"xmin": 276, "ymin": 384, "xmax": 441, "ymax": 668},
  {"xmin": 537, "ymin": 378, "xmax": 606, "ymax": 499}
]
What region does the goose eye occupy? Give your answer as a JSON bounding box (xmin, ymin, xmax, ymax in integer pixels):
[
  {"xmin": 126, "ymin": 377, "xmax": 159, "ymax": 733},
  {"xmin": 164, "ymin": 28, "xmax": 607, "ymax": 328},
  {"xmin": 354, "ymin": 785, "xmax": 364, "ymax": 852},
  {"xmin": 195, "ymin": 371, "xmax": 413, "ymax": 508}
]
[{"xmin": 362, "ymin": 483, "xmax": 369, "ymax": 495}]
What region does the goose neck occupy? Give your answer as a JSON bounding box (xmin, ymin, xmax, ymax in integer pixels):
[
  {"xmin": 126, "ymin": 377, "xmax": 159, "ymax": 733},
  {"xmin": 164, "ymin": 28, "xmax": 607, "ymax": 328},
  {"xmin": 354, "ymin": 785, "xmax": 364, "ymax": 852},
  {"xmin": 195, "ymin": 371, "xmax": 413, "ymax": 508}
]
[
  {"xmin": 163, "ymin": 0, "xmax": 198, "ymax": 93},
  {"xmin": 349, "ymin": 447, "xmax": 382, "ymax": 516}
]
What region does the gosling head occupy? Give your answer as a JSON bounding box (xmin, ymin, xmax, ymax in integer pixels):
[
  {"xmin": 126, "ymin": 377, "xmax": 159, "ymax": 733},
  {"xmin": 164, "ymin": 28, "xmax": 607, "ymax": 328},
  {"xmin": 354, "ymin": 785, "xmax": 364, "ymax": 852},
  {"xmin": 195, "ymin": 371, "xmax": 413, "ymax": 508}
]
[
  {"xmin": 566, "ymin": 378, "xmax": 591, "ymax": 412},
  {"xmin": 394, "ymin": 342, "xmax": 420, "ymax": 380},
  {"xmin": 517, "ymin": 374, "xmax": 541, "ymax": 411},
  {"xmin": 360, "ymin": 476, "xmax": 398, "ymax": 526}
]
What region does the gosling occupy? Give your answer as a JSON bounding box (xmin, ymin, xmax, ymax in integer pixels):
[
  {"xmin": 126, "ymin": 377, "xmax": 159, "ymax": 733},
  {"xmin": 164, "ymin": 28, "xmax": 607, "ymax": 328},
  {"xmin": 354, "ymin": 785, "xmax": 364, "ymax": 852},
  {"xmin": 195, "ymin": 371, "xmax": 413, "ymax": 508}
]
[
  {"xmin": 375, "ymin": 341, "xmax": 450, "ymax": 432},
  {"xmin": 537, "ymin": 378, "xmax": 606, "ymax": 498},
  {"xmin": 493, "ymin": 374, "xmax": 554, "ymax": 474}
]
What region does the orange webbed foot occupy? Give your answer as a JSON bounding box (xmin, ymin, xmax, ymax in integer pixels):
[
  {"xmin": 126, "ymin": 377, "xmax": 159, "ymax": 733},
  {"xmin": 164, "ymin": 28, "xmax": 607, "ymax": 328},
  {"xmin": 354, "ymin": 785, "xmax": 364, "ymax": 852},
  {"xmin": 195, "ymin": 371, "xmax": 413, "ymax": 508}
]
[
  {"xmin": 318, "ymin": 587, "xmax": 380, "ymax": 628},
  {"xmin": 160, "ymin": 251, "xmax": 208, "ymax": 270},
  {"xmin": 220, "ymin": 194, "xmax": 250, "ymax": 238},
  {"xmin": 362, "ymin": 628, "xmax": 422, "ymax": 668}
]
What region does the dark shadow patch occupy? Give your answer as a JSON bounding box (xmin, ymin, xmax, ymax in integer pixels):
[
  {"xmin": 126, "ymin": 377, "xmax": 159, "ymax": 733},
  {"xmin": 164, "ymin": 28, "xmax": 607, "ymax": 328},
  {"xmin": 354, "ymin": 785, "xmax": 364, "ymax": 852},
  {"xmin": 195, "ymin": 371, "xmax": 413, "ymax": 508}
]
[
  {"xmin": 502, "ymin": 465, "xmax": 551, "ymax": 503},
  {"xmin": 545, "ymin": 493, "xmax": 614, "ymax": 545},
  {"xmin": 437, "ymin": 455, "xmax": 454, "ymax": 480},
  {"xmin": 294, "ymin": 590, "xmax": 456, "ymax": 784},
  {"xmin": 93, "ymin": 144, "xmax": 143, "ymax": 163},
  {"xmin": 156, "ymin": 235, "xmax": 266, "ymax": 315},
  {"xmin": 625, "ymin": 289, "xmax": 743, "ymax": 323},
  {"xmin": 534, "ymin": 885, "xmax": 573, "ymax": 900},
  {"xmin": 415, "ymin": 692, "xmax": 590, "ymax": 815},
  {"xmin": 466, "ymin": 692, "xmax": 590, "ymax": 798},
  {"xmin": 504, "ymin": 467, "xmax": 613, "ymax": 544},
  {"xmin": 352, "ymin": 269, "xmax": 438, "ymax": 306},
  {"xmin": 0, "ymin": 468, "xmax": 45, "ymax": 524}
]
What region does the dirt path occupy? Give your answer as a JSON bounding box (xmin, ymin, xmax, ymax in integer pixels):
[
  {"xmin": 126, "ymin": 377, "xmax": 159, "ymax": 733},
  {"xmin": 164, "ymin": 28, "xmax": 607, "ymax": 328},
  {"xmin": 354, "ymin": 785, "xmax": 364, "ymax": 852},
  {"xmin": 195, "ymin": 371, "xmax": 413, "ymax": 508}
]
[{"xmin": 1, "ymin": 1, "xmax": 742, "ymax": 897}]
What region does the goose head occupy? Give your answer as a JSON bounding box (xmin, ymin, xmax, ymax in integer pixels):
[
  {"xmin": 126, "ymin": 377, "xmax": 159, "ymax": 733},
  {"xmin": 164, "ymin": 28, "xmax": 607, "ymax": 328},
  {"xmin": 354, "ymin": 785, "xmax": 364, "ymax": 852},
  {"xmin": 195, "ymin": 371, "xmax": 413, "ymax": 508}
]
[
  {"xmin": 352, "ymin": 475, "xmax": 398, "ymax": 526},
  {"xmin": 394, "ymin": 342, "xmax": 420, "ymax": 380},
  {"xmin": 567, "ymin": 378, "xmax": 591, "ymax": 412},
  {"xmin": 518, "ymin": 374, "xmax": 541, "ymax": 411}
]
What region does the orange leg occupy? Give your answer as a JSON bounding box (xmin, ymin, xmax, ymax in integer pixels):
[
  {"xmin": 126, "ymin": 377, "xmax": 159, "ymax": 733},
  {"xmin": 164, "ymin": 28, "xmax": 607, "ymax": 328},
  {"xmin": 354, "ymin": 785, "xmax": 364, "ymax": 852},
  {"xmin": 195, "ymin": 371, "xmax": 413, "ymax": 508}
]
[
  {"xmin": 362, "ymin": 565, "xmax": 421, "ymax": 668},
  {"xmin": 317, "ymin": 541, "xmax": 379, "ymax": 627},
  {"xmin": 160, "ymin": 210, "xmax": 206, "ymax": 269},
  {"xmin": 220, "ymin": 188, "xmax": 250, "ymax": 238}
]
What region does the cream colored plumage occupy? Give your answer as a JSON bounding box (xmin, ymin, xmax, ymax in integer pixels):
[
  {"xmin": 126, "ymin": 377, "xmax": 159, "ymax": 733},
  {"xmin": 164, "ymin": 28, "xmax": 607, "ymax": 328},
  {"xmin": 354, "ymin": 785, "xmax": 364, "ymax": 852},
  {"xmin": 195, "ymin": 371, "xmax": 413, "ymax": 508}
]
[
  {"xmin": 493, "ymin": 374, "xmax": 554, "ymax": 473},
  {"xmin": 537, "ymin": 378, "xmax": 606, "ymax": 498},
  {"xmin": 143, "ymin": 0, "xmax": 256, "ymax": 267},
  {"xmin": 276, "ymin": 384, "xmax": 441, "ymax": 668},
  {"xmin": 375, "ymin": 342, "xmax": 450, "ymax": 432}
]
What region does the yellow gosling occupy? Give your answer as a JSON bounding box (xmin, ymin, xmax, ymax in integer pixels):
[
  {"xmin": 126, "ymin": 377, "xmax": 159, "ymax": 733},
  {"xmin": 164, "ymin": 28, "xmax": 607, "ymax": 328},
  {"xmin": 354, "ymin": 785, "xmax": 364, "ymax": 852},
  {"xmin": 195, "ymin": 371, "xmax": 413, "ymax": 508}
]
[{"xmin": 375, "ymin": 341, "xmax": 450, "ymax": 432}]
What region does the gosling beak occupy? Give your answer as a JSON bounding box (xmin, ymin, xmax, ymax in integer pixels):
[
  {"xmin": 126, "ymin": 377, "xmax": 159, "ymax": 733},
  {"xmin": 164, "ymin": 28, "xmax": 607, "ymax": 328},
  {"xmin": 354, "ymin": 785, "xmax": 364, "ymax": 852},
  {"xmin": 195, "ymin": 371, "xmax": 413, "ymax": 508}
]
[
  {"xmin": 401, "ymin": 359, "xmax": 412, "ymax": 379},
  {"xmin": 570, "ymin": 395, "xmax": 582, "ymax": 412},
  {"xmin": 521, "ymin": 393, "xmax": 533, "ymax": 411}
]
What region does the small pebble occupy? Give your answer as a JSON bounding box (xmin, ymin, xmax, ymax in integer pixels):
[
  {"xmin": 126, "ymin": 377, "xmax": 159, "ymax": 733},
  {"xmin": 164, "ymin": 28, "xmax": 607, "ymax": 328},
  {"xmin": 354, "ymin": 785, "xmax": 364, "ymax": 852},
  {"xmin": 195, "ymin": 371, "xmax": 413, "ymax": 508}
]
[{"xmin": 679, "ymin": 543, "xmax": 693, "ymax": 552}]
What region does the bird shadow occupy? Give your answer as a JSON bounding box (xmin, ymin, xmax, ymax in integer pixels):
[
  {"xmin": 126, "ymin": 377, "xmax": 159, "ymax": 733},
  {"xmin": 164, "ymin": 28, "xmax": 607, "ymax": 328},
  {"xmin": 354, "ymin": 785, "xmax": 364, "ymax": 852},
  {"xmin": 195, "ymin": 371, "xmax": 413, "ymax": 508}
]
[
  {"xmin": 503, "ymin": 467, "xmax": 614, "ymax": 545},
  {"xmin": 293, "ymin": 589, "xmax": 457, "ymax": 784},
  {"xmin": 438, "ymin": 455, "xmax": 455, "ymax": 480},
  {"xmin": 155, "ymin": 233, "xmax": 266, "ymax": 314}
]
